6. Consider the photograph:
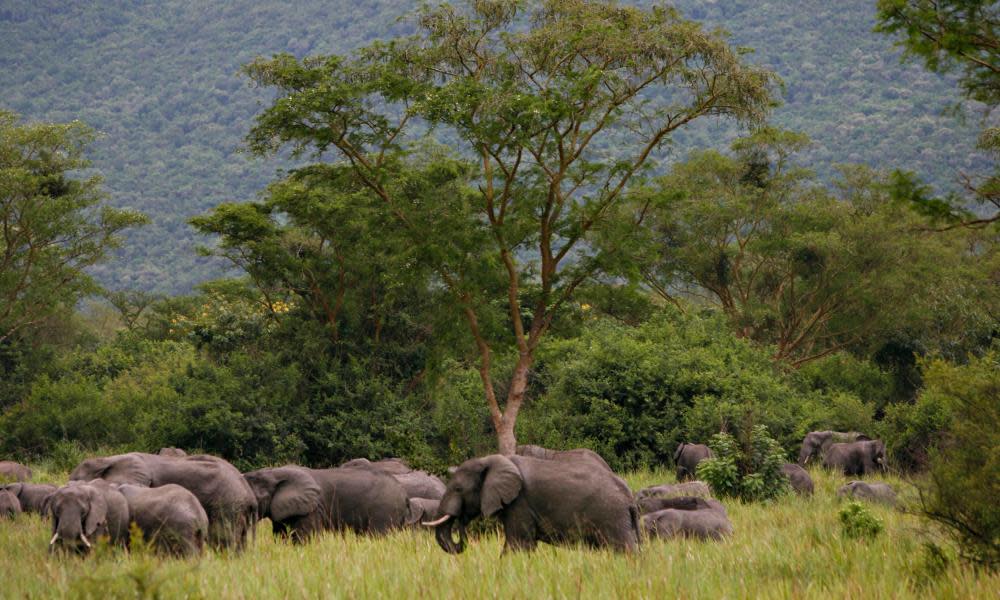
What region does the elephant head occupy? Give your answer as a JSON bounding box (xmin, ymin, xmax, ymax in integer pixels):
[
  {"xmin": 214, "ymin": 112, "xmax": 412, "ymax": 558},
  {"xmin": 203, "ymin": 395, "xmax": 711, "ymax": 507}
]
[
  {"xmin": 46, "ymin": 483, "xmax": 112, "ymax": 553},
  {"xmin": 869, "ymin": 440, "xmax": 887, "ymax": 470},
  {"xmin": 69, "ymin": 453, "xmax": 151, "ymax": 485},
  {"xmin": 242, "ymin": 466, "xmax": 322, "ymax": 523},
  {"xmin": 426, "ymin": 455, "xmax": 523, "ymax": 554}
]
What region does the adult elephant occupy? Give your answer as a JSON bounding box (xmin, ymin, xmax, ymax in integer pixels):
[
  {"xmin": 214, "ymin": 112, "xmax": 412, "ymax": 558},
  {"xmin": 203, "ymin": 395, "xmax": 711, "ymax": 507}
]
[
  {"xmin": 638, "ymin": 495, "xmax": 726, "ymax": 516},
  {"xmin": 635, "ymin": 481, "xmax": 712, "ymax": 501},
  {"xmin": 0, "ymin": 488, "xmax": 21, "ymax": 518},
  {"xmin": 674, "ymin": 443, "xmax": 713, "ymax": 481},
  {"xmin": 798, "ymin": 431, "xmax": 870, "ymax": 465},
  {"xmin": 425, "ymin": 454, "xmax": 639, "ymax": 554},
  {"xmin": 642, "ymin": 498, "xmax": 733, "ymax": 541},
  {"xmin": 515, "ymin": 444, "xmax": 613, "ymax": 472},
  {"xmin": 781, "ymin": 463, "xmax": 814, "ymax": 496},
  {"xmin": 837, "ymin": 481, "xmax": 897, "ymax": 506},
  {"xmin": 1, "ymin": 483, "xmax": 57, "ymax": 514},
  {"xmin": 823, "ymin": 440, "xmax": 887, "ymax": 476},
  {"xmin": 0, "ymin": 461, "xmax": 32, "ymax": 482},
  {"xmin": 342, "ymin": 458, "xmax": 446, "ymax": 500},
  {"xmin": 243, "ymin": 465, "xmax": 408, "ymax": 542},
  {"xmin": 116, "ymin": 483, "xmax": 209, "ymax": 556},
  {"xmin": 46, "ymin": 480, "xmax": 130, "ymax": 553},
  {"xmin": 70, "ymin": 452, "xmax": 256, "ymax": 550}
]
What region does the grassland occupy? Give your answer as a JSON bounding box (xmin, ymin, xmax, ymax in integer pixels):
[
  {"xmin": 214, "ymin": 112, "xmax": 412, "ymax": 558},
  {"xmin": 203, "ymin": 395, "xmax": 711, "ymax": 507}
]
[{"xmin": 0, "ymin": 467, "xmax": 995, "ymax": 599}]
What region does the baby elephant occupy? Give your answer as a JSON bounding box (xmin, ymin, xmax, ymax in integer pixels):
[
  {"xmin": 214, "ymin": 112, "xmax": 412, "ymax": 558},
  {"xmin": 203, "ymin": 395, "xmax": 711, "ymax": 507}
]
[
  {"xmin": 674, "ymin": 443, "xmax": 714, "ymax": 481},
  {"xmin": 636, "ymin": 481, "xmax": 712, "ymax": 501},
  {"xmin": 781, "ymin": 463, "xmax": 814, "ymax": 496},
  {"xmin": 638, "ymin": 495, "xmax": 727, "ymax": 516},
  {"xmin": 642, "ymin": 497, "xmax": 733, "ymax": 541},
  {"xmin": 837, "ymin": 481, "xmax": 897, "ymax": 506},
  {"xmin": 116, "ymin": 484, "xmax": 209, "ymax": 556},
  {"xmin": 0, "ymin": 488, "xmax": 22, "ymax": 518}
]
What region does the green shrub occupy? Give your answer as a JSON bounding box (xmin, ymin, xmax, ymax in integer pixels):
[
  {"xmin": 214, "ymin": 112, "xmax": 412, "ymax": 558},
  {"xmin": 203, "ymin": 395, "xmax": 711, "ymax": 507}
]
[
  {"xmin": 839, "ymin": 501, "xmax": 884, "ymax": 539},
  {"xmin": 697, "ymin": 425, "xmax": 788, "ymax": 502},
  {"xmin": 882, "ymin": 389, "xmax": 952, "ymax": 471}
]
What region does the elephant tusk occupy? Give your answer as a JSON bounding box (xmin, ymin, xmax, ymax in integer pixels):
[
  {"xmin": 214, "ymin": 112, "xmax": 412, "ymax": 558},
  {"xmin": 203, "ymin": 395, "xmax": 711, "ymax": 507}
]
[
  {"xmin": 49, "ymin": 533, "xmax": 59, "ymax": 546},
  {"xmin": 80, "ymin": 534, "xmax": 92, "ymax": 548},
  {"xmin": 422, "ymin": 514, "xmax": 452, "ymax": 527}
]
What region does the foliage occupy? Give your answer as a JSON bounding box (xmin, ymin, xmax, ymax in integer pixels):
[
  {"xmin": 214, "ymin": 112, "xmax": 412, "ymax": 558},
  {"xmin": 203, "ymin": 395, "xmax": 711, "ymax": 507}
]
[
  {"xmin": 917, "ymin": 351, "xmax": 1000, "ymax": 569},
  {"xmin": 0, "ymin": 110, "xmax": 146, "ymax": 344},
  {"xmin": 839, "ymin": 501, "xmax": 885, "ymax": 540},
  {"xmin": 696, "ymin": 426, "xmax": 788, "ymax": 502},
  {"xmin": 881, "ymin": 385, "xmax": 953, "ymax": 470}
]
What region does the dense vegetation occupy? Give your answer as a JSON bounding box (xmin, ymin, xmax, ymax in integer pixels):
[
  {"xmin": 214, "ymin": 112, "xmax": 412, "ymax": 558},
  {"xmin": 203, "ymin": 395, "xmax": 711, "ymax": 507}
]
[{"xmin": 0, "ymin": 0, "xmax": 989, "ymax": 293}]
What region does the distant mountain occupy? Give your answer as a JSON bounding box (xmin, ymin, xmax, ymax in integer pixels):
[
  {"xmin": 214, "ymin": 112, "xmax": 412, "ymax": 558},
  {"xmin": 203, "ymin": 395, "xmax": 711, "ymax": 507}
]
[{"xmin": 0, "ymin": 0, "xmax": 985, "ymax": 294}]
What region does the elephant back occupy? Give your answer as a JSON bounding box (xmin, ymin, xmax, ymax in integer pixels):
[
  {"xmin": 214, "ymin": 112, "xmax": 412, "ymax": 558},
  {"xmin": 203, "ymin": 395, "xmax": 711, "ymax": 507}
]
[
  {"xmin": 69, "ymin": 453, "xmax": 153, "ymax": 485},
  {"xmin": 312, "ymin": 466, "xmax": 409, "ymax": 534},
  {"xmin": 0, "ymin": 461, "xmax": 32, "ymax": 482}
]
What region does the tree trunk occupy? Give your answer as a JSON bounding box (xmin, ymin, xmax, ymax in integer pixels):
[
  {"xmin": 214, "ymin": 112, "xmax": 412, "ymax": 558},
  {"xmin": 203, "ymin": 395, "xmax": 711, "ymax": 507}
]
[{"xmin": 496, "ymin": 353, "xmax": 533, "ymax": 455}]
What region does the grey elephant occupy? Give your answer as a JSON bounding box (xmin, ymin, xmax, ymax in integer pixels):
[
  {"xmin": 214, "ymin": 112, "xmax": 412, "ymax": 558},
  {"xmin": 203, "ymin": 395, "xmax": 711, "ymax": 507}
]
[
  {"xmin": 823, "ymin": 440, "xmax": 886, "ymax": 476},
  {"xmin": 0, "ymin": 483, "xmax": 57, "ymax": 514},
  {"xmin": 781, "ymin": 463, "xmax": 814, "ymax": 496},
  {"xmin": 797, "ymin": 431, "xmax": 870, "ymax": 465},
  {"xmin": 157, "ymin": 447, "xmax": 187, "ymax": 457},
  {"xmin": 0, "ymin": 460, "xmax": 32, "ymax": 482},
  {"xmin": 341, "ymin": 458, "xmax": 446, "ymax": 500},
  {"xmin": 642, "ymin": 500, "xmax": 733, "ymax": 541},
  {"xmin": 405, "ymin": 497, "xmax": 440, "ymax": 527},
  {"xmin": 243, "ymin": 465, "xmax": 408, "ymax": 542},
  {"xmin": 674, "ymin": 443, "xmax": 714, "ymax": 481},
  {"xmin": 425, "ymin": 454, "xmax": 639, "ymax": 554},
  {"xmin": 515, "ymin": 444, "xmax": 613, "ymax": 472},
  {"xmin": 46, "ymin": 480, "xmax": 130, "ymax": 553},
  {"xmin": 635, "ymin": 481, "xmax": 712, "ymax": 501},
  {"xmin": 837, "ymin": 481, "xmax": 897, "ymax": 506},
  {"xmin": 638, "ymin": 495, "xmax": 726, "ymax": 516},
  {"xmin": 116, "ymin": 483, "xmax": 209, "ymax": 556},
  {"xmin": 0, "ymin": 488, "xmax": 21, "ymax": 518},
  {"xmin": 70, "ymin": 452, "xmax": 256, "ymax": 550}
]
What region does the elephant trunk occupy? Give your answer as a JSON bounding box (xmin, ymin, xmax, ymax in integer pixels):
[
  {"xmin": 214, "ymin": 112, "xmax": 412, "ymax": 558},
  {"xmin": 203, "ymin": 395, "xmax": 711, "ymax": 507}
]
[{"xmin": 434, "ymin": 518, "xmax": 467, "ymax": 554}]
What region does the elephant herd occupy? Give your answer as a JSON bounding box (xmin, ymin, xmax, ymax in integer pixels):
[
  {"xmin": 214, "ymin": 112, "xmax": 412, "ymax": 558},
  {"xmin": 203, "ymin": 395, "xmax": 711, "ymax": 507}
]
[{"xmin": 0, "ymin": 432, "xmax": 897, "ymax": 557}]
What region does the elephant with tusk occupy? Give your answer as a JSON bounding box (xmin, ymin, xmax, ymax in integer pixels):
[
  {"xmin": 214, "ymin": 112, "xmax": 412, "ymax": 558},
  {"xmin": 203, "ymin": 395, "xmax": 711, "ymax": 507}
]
[{"xmin": 45, "ymin": 480, "xmax": 129, "ymax": 554}]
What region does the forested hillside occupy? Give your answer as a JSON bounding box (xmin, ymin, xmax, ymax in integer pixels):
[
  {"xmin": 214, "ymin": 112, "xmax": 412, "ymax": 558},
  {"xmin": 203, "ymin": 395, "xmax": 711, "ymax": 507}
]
[{"xmin": 0, "ymin": 0, "xmax": 985, "ymax": 293}]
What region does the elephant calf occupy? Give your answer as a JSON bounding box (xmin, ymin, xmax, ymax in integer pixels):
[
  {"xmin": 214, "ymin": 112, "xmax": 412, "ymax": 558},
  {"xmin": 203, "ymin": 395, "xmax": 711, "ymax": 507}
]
[
  {"xmin": 46, "ymin": 480, "xmax": 130, "ymax": 554},
  {"xmin": 0, "ymin": 488, "xmax": 21, "ymax": 518},
  {"xmin": 1, "ymin": 483, "xmax": 57, "ymax": 514},
  {"xmin": 837, "ymin": 481, "xmax": 897, "ymax": 506},
  {"xmin": 781, "ymin": 463, "xmax": 814, "ymax": 496},
  {"xmin": 428, "ymin": 454, "xmax": 639, "ymax": 554},
  {"xmin": 823, "ymin": 440, "xmax": 887, "ymax": 476},
  {"xmin": 635, "ymin": 481, "xmax": 712, "ymax": 501},
  {"xmin": 638, "ymin": 495, "xmax": 727, "ymax": 516},
  {"xmin": 116, "ymin": 484, "xmax": 209, "ymax": 556},
  {"xmin": 0, "ymin": 460, "xmax": 32, "ymax": 483},
  {"xmin": 674, "ymin": 443, "xmax": 714, "ymax": 481},
  {"xmin": 642, "ymin": 498, "xmax": 733, "ymax": 541}
]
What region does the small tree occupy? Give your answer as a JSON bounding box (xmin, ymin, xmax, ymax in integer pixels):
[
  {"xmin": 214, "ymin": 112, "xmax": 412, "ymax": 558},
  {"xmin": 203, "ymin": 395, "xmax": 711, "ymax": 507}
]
[
  {"xmin": 697, "ymin": 425, "xmax": 788, "ymax": 502},
  {"xmin": 242, "ymin": 0, "xmax": 776, "ymax": 453}
]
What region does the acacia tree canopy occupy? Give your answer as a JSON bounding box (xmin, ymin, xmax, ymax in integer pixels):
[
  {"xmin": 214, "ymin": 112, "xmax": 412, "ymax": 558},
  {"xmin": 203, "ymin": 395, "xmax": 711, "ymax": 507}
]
[{"xmin": 241, "ymin": 0, "xmax": 776, "ymax": 453}]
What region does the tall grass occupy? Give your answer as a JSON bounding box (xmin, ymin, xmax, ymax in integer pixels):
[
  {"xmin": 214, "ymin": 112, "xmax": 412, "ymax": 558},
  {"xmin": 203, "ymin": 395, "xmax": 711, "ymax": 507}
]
[{"xmin": 0, "ymin": 467, "xmax": 995, "ymax": 598}]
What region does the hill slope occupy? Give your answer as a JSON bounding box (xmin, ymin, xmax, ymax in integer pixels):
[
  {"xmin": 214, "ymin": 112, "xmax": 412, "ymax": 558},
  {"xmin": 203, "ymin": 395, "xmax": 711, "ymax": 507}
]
[{"xmin": 0, "ymin": 0, "xmax": 984, "ymax": 293}]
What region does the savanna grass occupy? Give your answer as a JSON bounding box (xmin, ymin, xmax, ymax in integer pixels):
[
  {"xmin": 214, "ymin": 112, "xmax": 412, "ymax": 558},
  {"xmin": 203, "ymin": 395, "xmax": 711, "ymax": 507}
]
[{"xmin": 0, "ymin": 467, "xmax": 996, "ymax": 598}]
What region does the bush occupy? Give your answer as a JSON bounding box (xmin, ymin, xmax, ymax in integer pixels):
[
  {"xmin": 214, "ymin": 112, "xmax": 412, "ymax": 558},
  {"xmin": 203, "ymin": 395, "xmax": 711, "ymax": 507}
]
[
  {"xmin": 917, "ymin": 352, "xmax": 1000, "ymax": 570},
  {"xmin": 839, "ymin": 501, "xmax": 884, "ymax": 540},
  {"xmin": 697, "ymin": 425, "xmax": 788, "ymax": 502},
  {"xmin": 881, "ymin": 388, "xmax": 952, "ymax": 471}
]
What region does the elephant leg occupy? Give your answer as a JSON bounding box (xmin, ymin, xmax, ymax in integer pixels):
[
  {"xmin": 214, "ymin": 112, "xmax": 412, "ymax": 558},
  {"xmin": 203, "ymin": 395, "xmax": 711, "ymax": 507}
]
[{"xmin": 501, "ymin": 510, "xmax": 538, "ymax": 554}]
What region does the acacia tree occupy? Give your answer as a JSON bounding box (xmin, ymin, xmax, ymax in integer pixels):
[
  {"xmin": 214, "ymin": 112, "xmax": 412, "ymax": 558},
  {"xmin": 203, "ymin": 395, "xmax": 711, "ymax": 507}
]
[
  {"xmin": 243, "ymin": 0, "xmax": 775, "ymax": 453},
  {"xmin": 0, "ymin": 110, "xmax": 146, "ymax": 344}
]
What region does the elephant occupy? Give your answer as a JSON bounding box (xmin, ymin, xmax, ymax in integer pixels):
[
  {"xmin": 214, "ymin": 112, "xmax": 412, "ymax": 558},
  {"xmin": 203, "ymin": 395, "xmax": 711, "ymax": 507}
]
[
  {"xmin": 342, "ymin": 458, "xmax": 446, "ymax": 500},
  {"xmin": 0, "ymin": 483, "xmax": 57, "ymax": 514},
  {"xmin": 837, "ymin": 481, "xmax": 897, "ymax": 506},
  {"xmin": 243, "ymin": 465, "xmax": 409, "ymax": 542},
  {"xmin": 638, "ymin": 495, "xmax": 726, "ymax": 516},
  {"xmin": 642, "ymin": 501, "xmax": 733, "ymax": 541},
  {"xmin": 781, "ymin": 463, "xmax": 814, "ymax": 496},
  {"xmin": 797, "ymin": 431, "xmax": 870, "ymax": 465},
  {"xmin": 635, "ymin": 481, "xmax": 712, "ymax": 501},
  {"xmin": 822, "ymin": 440, "xmax": 887, "ymax": 476},
  {"xmin": 0, "ymin": 460, "xmax": 32, "ymax": 482},
  {"xmin": 515, "ymin": 444, "xmax": 613, "ymax": 472},
  {"xmin": 70, "ymin": 452, "xmax": 256, "ymax": 550},
  {"xmin": 115, "ymin": 483, "xmax": 209, "ymax": 556},
  {"xmin": 0, "ymin": 488, "xmax": 21, "ymax": 518},
  {"xmin": 405, "ymin": 497, "xmax": 440, "ymax": 527},
  {"xmin": 46, "ymin": 480, "xmax": 129, "ymax": 553},
  {"xmin": 674, "ymin": 443, "xmax": 714, "ymax": 481},
  {"xmin": 157, "ymin": 447, "xmax": 187, "ymax": 457},
  {"xmin": 426, "ymin": 454, "xmax": 639, "ymax": 554}
]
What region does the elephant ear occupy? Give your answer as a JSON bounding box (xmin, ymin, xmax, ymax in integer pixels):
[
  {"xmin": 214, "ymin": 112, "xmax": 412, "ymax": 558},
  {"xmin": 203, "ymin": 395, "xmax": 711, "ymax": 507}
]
[
  {"xmin": 479, "ymin": 455, "xmax": 523, "ymax": 517},
  {"xmin": 271, "ymin": 468, "xmax": 321, "ymax": 522},
  {"xmin": 673, "ymin": 443, "xmax": 686, "ymax": 464},
  {"xmin": 3, "ymin": 483, "xmax": 22, "ymax": 498},
  {"xmin": 83, "ymin": 488, "xmax": 109, "ymax": 537}
]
